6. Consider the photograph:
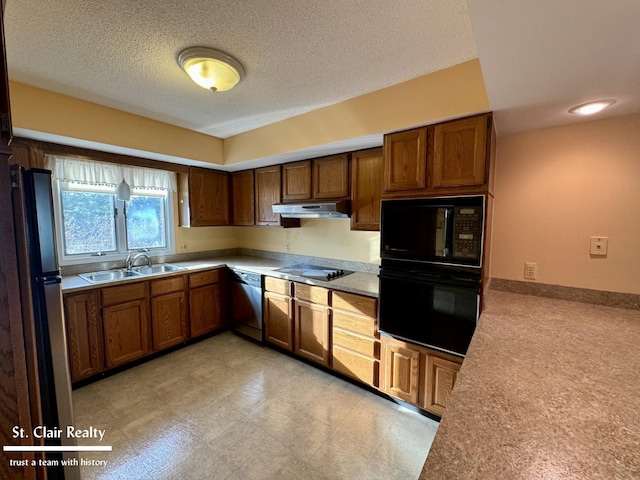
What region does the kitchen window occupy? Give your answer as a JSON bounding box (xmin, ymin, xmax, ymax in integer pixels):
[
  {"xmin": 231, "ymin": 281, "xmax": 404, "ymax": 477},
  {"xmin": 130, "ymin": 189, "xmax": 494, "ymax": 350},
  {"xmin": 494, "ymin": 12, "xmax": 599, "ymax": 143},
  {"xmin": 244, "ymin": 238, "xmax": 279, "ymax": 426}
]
[{"xmin": 46, "ymin": 155, "xmax": 176, "ymax": 264}]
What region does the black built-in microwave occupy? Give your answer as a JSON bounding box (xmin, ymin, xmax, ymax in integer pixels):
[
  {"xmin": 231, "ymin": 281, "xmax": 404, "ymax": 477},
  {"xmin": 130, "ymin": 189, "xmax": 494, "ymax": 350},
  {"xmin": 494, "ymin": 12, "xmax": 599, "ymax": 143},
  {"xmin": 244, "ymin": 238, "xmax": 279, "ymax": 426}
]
[{"xmin": 380, "ymin": 195, "xmax": 485, "ymax": 267}]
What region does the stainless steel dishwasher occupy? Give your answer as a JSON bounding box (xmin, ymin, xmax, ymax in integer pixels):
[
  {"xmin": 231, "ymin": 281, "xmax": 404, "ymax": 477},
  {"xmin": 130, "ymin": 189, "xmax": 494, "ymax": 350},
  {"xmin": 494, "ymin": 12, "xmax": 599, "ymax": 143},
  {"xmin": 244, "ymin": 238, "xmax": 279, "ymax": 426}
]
[{"xmin": 230, "ymin": 269, "xmax": 264, "ymax": 342}]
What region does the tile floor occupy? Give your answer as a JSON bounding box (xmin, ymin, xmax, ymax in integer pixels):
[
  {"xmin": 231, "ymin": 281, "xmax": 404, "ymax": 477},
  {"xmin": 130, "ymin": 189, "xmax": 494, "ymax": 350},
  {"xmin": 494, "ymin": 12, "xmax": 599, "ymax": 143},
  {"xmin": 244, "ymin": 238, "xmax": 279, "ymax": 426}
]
[{"xmin": 73, "ymin": 332, "xmax": 439, "ymax": 480}]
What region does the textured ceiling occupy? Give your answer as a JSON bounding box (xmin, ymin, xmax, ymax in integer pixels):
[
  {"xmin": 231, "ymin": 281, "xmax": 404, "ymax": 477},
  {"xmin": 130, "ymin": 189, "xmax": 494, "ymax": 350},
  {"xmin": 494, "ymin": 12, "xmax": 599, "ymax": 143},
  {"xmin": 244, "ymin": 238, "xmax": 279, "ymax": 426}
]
[
  {"xmin": 4, "ymin": 0, "xmax": 477, "ymax": 139},
  {"xmin": 4, "ymin": 0, "xmax": 639, "ymax": 158}
]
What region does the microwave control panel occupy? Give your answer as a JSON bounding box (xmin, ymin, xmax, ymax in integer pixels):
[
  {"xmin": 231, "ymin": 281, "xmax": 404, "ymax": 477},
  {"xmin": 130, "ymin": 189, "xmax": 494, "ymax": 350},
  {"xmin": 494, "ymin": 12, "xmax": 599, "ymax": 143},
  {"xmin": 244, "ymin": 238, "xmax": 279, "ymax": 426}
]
[{"xmin": 452, "ymin": 206, "xmax": 482, "ymax": 259}]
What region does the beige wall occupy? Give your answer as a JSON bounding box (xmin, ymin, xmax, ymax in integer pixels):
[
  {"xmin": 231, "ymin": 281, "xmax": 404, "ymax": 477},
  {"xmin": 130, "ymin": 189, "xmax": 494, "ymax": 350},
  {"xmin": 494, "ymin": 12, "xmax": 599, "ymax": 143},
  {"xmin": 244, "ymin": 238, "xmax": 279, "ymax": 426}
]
[
  {"xmin": 9, "ymin": 82, "xmax": 225, "ymax": 166},
  {"xmin": 9, "ymin": 60, "xmax": 489, "ymax": 168},
  {"xmin": 224, "ymin": 59, "xmax": 489, "ymax": 165},
  {"xmin": 235, "ymin": 220, "xmax": 381, "ymax": 264},
  {"xmin": 491, "ymin": 114, "xmax": 640, "ymax": 294}
]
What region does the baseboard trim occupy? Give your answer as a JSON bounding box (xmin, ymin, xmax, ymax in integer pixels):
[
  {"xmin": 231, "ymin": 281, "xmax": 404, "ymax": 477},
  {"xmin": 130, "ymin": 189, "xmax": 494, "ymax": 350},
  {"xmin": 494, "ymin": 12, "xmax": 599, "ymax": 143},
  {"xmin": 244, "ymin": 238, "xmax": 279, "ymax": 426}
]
[{"xmin": 489, "ymin": 278, "xmax": 640, "ymax": 311}]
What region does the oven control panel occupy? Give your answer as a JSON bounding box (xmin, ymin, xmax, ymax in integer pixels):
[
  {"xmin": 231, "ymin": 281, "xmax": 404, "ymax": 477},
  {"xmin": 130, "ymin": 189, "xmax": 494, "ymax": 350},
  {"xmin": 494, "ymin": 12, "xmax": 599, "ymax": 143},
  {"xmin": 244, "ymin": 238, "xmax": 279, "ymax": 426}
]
[{"xmin": 452, "ymin": 206, "xmax": 482, "ymax": 259}]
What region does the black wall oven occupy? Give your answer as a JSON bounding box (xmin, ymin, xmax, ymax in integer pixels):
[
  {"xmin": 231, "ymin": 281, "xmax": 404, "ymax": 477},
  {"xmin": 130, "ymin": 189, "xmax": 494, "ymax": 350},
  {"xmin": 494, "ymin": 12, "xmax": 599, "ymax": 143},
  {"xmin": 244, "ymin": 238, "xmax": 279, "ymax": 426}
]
[
  {"xmin": 378, "ymin": 195, "xmax": 486, "ymax": 357},
  {"xmin": 378, "ymin": 261, "xmax": 480, "ymax": 356}
]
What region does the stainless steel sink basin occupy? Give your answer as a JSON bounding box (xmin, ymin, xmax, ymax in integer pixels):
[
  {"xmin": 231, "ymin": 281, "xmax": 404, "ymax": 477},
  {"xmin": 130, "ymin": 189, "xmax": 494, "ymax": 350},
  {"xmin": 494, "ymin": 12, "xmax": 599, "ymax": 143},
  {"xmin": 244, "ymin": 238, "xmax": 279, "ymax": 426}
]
[
  {"xmin": 79, "ymin": 269, "xmax": 143, "ymax": 283},
  {"xmin": 133, "ymin": 264, "xmax": 184, "ymax": 275},
  {"xmin": 78, "ymin": 264, "xmax": 184, "ymax": 284}
]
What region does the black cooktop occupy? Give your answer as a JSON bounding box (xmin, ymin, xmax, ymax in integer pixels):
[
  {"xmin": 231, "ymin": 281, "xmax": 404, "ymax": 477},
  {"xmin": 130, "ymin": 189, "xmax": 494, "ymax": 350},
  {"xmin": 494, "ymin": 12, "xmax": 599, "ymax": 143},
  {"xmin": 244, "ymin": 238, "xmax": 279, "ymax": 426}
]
[{"xmin": 274, "ymin": 263, "xmax": 354, "ymax": 281}]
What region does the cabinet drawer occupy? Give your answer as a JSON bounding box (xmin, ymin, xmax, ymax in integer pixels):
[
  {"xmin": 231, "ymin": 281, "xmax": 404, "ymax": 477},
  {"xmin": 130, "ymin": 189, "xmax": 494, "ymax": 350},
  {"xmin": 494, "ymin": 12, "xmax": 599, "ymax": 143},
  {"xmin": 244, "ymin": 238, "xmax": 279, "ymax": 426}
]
[
  {"xmin": 332, "ymin": 291, "xmax": 377, "ymax": 318},
  {"xmin": 189, "ymin": 269, "xmax": 220, "ymax": 289},
  {"xmin": 102, "ymin": 281, "xmax": 147, "ymax": 306},
  {"xmin": 151, "ymin": 275, "xmax": 186, "ymax": 296},
  {"xmin": 333, "ymin": 329, "xmax": 379, "ymax": 358},
  {"xmin": 332, "ymin": 345, "xmax": 379, "ymax": 387},
  {"xmin": 264, "ymin": 276, "xmax": 291, "ymax": 295},
  {"xmin": 294, "ymin": 283, "xmax": 329, "ymax": 306},
  {"xmin": 332, "ymin": 310, "xmax": 377, "ymax": 337}
]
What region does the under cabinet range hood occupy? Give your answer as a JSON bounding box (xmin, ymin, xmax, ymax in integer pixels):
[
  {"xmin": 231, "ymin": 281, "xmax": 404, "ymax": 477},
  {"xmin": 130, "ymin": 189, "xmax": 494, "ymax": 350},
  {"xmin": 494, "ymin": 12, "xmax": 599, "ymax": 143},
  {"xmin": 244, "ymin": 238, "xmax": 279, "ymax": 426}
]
[{"xmin": 272, "ymin": 200, "xmax": 350, "ymax": 218}]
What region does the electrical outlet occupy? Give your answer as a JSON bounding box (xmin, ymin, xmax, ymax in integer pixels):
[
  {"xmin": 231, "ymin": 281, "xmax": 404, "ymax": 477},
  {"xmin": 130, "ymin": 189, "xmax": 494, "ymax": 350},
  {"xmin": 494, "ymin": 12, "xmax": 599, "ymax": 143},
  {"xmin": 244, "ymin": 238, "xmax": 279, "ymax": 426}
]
[
  {"xmin": 179, "ymin": 242, "xmax": 188, "ymax": 252},
  {"xmin": 285, "ymin": 242, "xmax": 291, "ymax": 253},
  {"xmin": 524, "ymin": 262, "xmax": 537, "ymax": 280}
]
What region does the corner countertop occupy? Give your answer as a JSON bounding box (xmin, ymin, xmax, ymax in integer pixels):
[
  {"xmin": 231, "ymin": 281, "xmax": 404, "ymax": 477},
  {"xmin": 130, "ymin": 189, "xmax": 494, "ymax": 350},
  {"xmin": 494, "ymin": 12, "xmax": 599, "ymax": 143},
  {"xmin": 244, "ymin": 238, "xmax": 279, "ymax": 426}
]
[
  {"xmin": 61, "ymin": 255, "xmax": 380, "ymax": 298},
  {"xmin": 420, "ymin": 290, "xmax": 640, "ymax": 479}
]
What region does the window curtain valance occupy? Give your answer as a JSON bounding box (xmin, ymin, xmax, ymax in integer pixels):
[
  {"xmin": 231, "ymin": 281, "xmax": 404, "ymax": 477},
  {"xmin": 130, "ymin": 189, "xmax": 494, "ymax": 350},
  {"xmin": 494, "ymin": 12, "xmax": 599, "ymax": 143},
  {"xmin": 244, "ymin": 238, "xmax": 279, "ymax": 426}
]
[{"xmin": 44, "ymin": 155, "xmax": 177, "ymax": 192}]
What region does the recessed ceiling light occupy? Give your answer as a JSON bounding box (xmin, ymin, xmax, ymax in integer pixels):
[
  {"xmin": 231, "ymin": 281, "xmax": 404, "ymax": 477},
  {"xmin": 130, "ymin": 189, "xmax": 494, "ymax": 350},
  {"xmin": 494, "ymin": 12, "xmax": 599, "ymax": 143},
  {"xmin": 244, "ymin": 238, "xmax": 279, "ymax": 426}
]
[
  {"xmin": 177, "ymin": 47, "xmax": 245, "ymax": 92},
  {"xmin": 568, "ymin": 99, "xmax": 616, "ymax": 115}
]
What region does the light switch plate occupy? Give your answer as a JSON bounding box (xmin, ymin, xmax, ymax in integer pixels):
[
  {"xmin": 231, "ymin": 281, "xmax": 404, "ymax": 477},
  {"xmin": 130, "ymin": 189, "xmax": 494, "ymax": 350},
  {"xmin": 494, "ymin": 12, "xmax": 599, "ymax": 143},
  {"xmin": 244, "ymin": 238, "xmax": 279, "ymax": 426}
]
[{"xmin": 590, "ymin": 236, "xmax": 608, "ymax": 256}]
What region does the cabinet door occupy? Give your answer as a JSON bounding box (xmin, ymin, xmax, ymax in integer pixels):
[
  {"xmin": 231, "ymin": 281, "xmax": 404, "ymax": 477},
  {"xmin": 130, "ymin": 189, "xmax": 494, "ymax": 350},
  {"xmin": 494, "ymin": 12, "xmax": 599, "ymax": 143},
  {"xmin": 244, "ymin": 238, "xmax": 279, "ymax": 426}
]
[
  {"xmin": 264, "ymin": 291, "xmax": 293, "ymax": 351},
  {"xmin": 313, "ymin": 154, "xmax": 349, "ymax": 199},
  {"xmin": 255, "ymin": 165, "xmax": 283, "ymax": 226},
  {"xmin": 189, "ymin": 284, "xmax": 223, "ymax": 338},
  {"xmin": 103, "ymin": 299, "xmax": 150, "ymax": 368},
  {"xmin": 294, "ymin": 299, "xmax": 330, "ymax": 366},
  {"xmin": 431, "ymin": 115, "xmax": 488, "ymax": 188},
  {"xmin": 350, "ymin": 148, "xmax": 383, "ymax": 231},
  {"xmin": 64, "ymin": 290, "xmax": 103, "ymax": 382},
  {"xmin": 282, "ymin": 160, "xmax": 312, "ymax": 201},
  {"xmin": 424, "ymin": 354, "xmax": 462, "ymax": 416},
  {"xmin": 381, "ymin": 338, "xmax": 420, "ymax": 404},
  {"xmin": 151, "ymin": 291, "xmax": 188, "ymax": 351},
  {"xmin": 383, "ymin": 128, "xmax": 427, "ymax": 193},
  {"xmin": 189, "ymin": 167, "xmax": 230, "ymax": 226},
  {"xmin": 231, "ymin": 170, "xmax": 255, "ymax": 226}
]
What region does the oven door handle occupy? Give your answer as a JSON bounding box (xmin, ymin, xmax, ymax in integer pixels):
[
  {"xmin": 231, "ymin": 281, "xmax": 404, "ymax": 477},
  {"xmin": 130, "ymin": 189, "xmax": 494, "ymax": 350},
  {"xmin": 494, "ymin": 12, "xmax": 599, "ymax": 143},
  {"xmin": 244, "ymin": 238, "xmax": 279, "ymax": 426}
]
[{"xmin": 379, "ymin": 269, "xmax": 480, "ymax": 290}]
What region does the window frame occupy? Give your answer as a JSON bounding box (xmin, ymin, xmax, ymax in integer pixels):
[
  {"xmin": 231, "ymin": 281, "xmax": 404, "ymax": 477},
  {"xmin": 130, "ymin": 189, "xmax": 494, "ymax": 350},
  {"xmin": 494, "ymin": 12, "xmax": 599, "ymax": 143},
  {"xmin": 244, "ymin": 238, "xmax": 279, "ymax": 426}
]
[{"xmin": 53, "ymin": 180, "xmax": 175, "ymax": 266}]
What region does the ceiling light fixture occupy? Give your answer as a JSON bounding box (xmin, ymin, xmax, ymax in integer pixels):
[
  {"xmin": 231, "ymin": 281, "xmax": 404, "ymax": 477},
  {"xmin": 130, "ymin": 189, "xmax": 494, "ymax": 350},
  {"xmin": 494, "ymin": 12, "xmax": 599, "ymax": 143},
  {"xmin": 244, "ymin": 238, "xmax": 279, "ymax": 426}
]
[
  {"xmin": 177, "ymin": 47, "xmax": 245, "ymax": 92},
  {"xmin": 568, "ymin": 99, "xmax": 616, "ymax": 115}
]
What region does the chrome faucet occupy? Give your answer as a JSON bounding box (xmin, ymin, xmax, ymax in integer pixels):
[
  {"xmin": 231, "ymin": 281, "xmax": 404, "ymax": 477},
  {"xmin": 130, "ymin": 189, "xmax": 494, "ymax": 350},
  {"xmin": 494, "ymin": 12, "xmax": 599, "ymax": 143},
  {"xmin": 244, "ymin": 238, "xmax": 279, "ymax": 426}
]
[{"xmin": 125, "ymin": 251, "xmax": 152, "ymax": 270}]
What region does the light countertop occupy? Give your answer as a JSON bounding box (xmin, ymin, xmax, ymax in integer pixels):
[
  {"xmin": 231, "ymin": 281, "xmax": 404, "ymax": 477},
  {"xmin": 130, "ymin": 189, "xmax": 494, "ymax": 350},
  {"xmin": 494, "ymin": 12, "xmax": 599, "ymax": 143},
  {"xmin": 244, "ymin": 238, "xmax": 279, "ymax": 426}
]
[
  {"xmin": 61, "ymin": 254, "xmax": 379, "ymax": 297},
  {"xmin": 420, "ymin": 290, "xmax": 640, "ymax": 479}
]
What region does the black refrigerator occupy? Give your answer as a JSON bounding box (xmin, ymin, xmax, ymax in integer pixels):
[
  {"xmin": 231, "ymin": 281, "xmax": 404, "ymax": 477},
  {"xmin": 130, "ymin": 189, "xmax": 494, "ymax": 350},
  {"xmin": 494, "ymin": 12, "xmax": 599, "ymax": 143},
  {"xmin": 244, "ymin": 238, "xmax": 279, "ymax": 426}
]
[{"xmin": 12, "ymin": 166, "xmax": 80, "ymax": 480}]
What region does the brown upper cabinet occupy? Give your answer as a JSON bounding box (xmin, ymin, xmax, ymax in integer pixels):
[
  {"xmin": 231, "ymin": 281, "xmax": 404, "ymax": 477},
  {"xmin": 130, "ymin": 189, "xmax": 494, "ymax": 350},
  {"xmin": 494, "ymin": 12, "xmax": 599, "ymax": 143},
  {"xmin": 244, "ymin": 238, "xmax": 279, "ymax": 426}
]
[
  {"xmin": 350, "ymin": 147, "xmax": 383, "ymax": 231},
  {"xmin": 431, "ymin": 115, "xmax": 488, "ymax": 189},
  {"xmin": 283, "ymin": 154, "xmax": 349, "ymax": 202},
  {"xmin": 382, "ymin": 113, "xmax": 493, "ymax": 198},
  {"xmin": 282, "ymin": 160, "xmax": 312, "ymax": 201},
  {"xmin": 179, "ymin": 167, "xmax": 230, "ymax": 227},
  {"xmin": 383, "ymin": 128, "xmax": 427, "ymax": 193},
  {"xmin": 313, "ymin": 154, "xmax": 349, "ymax": 199},
  {"xmin": 231, "ymin": 170, "xmax": 255, "ymax": 226},
  {"xmin": 254, "ymin": 165, "xmax": 300, "ymax": 228}
]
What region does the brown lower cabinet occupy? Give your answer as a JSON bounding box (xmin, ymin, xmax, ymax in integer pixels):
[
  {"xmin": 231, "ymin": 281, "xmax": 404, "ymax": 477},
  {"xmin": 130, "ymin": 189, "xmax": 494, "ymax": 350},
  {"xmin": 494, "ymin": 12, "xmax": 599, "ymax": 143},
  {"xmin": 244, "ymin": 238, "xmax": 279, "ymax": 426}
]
[
  {"xmin": 64, "ymin": 290, "xmax": 104, "ymax": 382},
  {"xmin": 64, "ymin": 267, "xmax": 226, "ymax": 382},
  {"xmin": 380, "ymin": 336, "xmax": 462, "ymax": 416},
  {"xmin": 150, "ymin": 275, "xmax": 188, "ymax": 351},
  {"xmin": 331, "ymin": 291, "xmax": 380, "ymax": 388},
  {"xmin": 294, "ymin": 284, "xmax": 331, "ymax": 367},
  {"xmin": 189, "ymin": 269, "xmax": 226, "ymax": 338},
  {"xmin": 264, "ymin": 277, "xmax": 294, "ymax": 350},
  {"xmin": 264, "ymin": 279, "xmax": 333, "ymax": 367},
  {"xmin": 102, "ymin": 282, "xmax": 151, "ymax": 368},
  {"xmin": 381, "ymin": 338, "xmax": 420, "ymax": 404},
  {"xmin": 263, "ymin": 279, "xmax": 384, "ymax": 391}
]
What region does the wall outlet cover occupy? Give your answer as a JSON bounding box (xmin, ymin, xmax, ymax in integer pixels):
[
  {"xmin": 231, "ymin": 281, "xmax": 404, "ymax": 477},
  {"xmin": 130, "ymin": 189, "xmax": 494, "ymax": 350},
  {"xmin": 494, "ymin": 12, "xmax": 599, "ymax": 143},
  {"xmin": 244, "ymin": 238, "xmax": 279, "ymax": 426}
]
[
  {"xmin": 524, "ymin": 262, "xmax": 538, "ymax": 280},
  {"xmin": 590, "ymin": 236, "xmax": 608, "ymax": 256}
]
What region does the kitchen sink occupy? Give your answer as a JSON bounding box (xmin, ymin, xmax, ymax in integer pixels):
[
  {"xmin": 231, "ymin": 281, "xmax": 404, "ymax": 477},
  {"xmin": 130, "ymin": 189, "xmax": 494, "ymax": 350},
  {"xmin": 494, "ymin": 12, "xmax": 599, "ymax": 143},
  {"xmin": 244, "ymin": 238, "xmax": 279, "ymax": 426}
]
[
  {"xmin": 79, "ymin": 269, "xmax": 143, "ymax": 283},
  {"xmin": 133, "ymin": 264, "xmax": 184, "ymax": 275},
  {"xmin": 78, "ymin": 264, "xmax": 184, "ymax": 283}
]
